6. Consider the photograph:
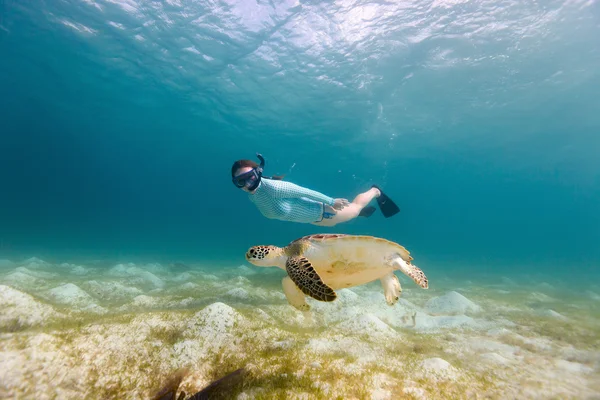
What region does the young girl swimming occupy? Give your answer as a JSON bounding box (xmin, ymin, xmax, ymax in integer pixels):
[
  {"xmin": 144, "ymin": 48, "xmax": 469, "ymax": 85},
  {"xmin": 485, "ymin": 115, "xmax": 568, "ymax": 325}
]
[{"xmin": 231, "ymin": 154, "xmax": 399, "ymax": 227}]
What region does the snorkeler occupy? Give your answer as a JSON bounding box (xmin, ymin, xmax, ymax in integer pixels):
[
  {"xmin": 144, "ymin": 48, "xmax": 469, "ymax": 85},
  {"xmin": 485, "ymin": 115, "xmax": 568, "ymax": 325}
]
[{"xmin": 231, "ymin": 154, "xmax": 400, "ymax": 227}]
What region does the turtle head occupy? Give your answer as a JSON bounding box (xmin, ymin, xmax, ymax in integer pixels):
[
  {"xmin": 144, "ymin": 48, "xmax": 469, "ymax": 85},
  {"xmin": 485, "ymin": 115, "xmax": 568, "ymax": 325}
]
[{"xmin": 245, "ymin": 245, "xmax": 286, "ymax": 268}]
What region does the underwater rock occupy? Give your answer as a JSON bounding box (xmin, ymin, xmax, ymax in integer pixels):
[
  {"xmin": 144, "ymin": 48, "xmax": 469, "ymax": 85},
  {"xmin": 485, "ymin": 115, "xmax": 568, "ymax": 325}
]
[
  {"xmin": 318, "ymin": 304, "xmax": 364, "ymax": 325},
  {"xmin": 83, "ymin": 280, "xmax": 143, "ymax": 301},
  {"xmin": 501, "ymin": 277, "xmax": 518, "ymax": 286},
  {"xmin": 45, "ymin": 283, "xmax": 96, "ymax": 308},
  {"xmin": 230, "ymin": 276, "xmax": 252, "ymax": 286},
  {"xmin": 312, "ymin": 289, "xmax": 419, "ymax": 327},
  {"xmin": 261, "ymin": 305, "xmax": 309, "ymax": 328},
  {"xmin": 142, "ymin": 263, "xmax": 168, "ymax": 274},
  {"xmin": 420, "ymin": 358, "xmax": 457, "ymax": 379},
  {"xmin": 134, "ymin": 271, "xmax": 165, "ymax": 289},
  {"xmin": 0, "ymin": 259, "xmax": 15, "ymax": 269},
  {"xmin": 560, "ymin": 347, "xmax": 600, "ymax": 365},
  {"xmin": 335, "ymin": 314, "xmax": 396, "ymax": 337},
  {"xmin": 313, "ymin": 288, "xmax": 360, "ymax": 308},
  {"xmin": 480, "ymin": 352, "xmax": 512, "ymax": 365},
  {"xmin": 366, "ymin": 295, "xmax": 423, "ymax": 328},
  {"xmin": 226, "ymin": 287, "xmax": 282, "ymax": 302},
  {"xmin": 130, "ymin": 295, "xmax": 161, "ymax": 308},
  {"xmin": 178, "ymin": 297, "xmax": 195, "ymax": 307},
  {"xmin": 528, "ymin": 292, "xmax": 554, "ymax": 303},
  {"xmin": 555, "ymin": 360, "xmax": 594, "ymax": 374},
  {"xmin": 171, "ymin": 272, "xmax": 194, "ymax": 282},
  {"xmin": 0, "ymin": 285, "xmax": 61, "ymax": 329},
  {"xmin": 413, "ymin": 311, "xmax": 479, "ymax": 331},
  {"xmin": 252, "ymin": 308, "xmax": 276, "ymax": 324},
  {"xmin": 306, "ymin": 336, "xmax": 377, "ymax": 363},
  {"xmin": 0, "ymin": 333, "xmax": 75, "ymax": 398},
  {"xmin": 70, "ymin": 265, "xmax": 89, "ymax": 276},
  {"xmin": 108, "ymin": 264, "xmax": 165, "ymax": 288},
  {"xmin": 537, "ymin": 309, "xmax": 567, "ymax": 320},
  {"xmin": 307, "ymin": 289, "xmax": 363, "ymax": 322},
  {"xmin": 79, "ymin": 303, "xmax": 109, "ymax": 314},
  {"xmin": 1, "ymin": 271, "xmax": 40, "ymax": 289},
  {"xmin": 14, "ymin": 267, "xmax": 55, "ymax": 279},
  {"xmin": 425, "ymin": 291, "xmax": 482, "ymax": 315},
  {"xmin": 172, "ymin": 339, "xmax": 208, "ymax": 366},
  {"xmin": 466, "ymin": 338, "xmax": 520, "ymax": 357},
  {"xmin": 335, "ymin": 288, "xmax": 361, "ymax": 304},
  {"xmin": 179, "ymin": 282, "xmax": 200, "ymax": 290},
  {"xmin": 108, "ymin": 263, "xmax": 138, "ymax": 276},
  {"xmin": 370, "ymin": 389, "xmax": 392, "ymax": 400},
  {"xmin": 225, "ymin": 287, "xmax": 254, "ymax": 301},
  {"xmin": 108, "ymin": 263, "xmax": 166, "ymax": 287},
  {"xmin": 57, "ymin": 263, "xmax": 90, "ymax": 276},
  {"xmin": 370, "ymin": 373, "xmax": 393, "ymax": 400},
  {"xmin": 486, "ymin": 327, "xmax": 513, "ymax": 337},
  {"xmin": 514, "ymin": 334, "xmax": 553, "ymax": 352},
  {"xmin": 236, "ymin": 264, "xmax": 257, "ymax": 276},
  {"xmin": 185, "ymin": 302, "xmax": 240, "ymax": 348},
  {"xmin": 585, "ymin": 291, "xmax": 600, "ymax": 301},
  {"xmin": 262, "ymin": 288, "xmax": 286, "ymax": 301},
  {"xmin": 18, "ymin": 257, "xmax": 50, "ymax": 269},
  {"xmin": 538, "ymin": 282, "xmax": 555, "ymax": 291},
  {"xmin": 403, "ymin": 386, "xmax": 426, "ymax": 399}
]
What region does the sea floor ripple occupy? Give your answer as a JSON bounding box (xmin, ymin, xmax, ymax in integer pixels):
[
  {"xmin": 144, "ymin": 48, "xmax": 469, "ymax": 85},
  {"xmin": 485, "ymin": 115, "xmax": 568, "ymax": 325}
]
[{"xmin": 1, "ymin": 258, "xmax": 599, "ymax": 399}]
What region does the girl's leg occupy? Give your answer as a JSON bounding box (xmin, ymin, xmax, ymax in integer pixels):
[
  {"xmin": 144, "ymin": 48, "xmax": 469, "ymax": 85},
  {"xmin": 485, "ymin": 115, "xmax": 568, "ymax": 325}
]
[{"xmin": 313, "ymin": 187, "xmax": 380, "ymax": 227}]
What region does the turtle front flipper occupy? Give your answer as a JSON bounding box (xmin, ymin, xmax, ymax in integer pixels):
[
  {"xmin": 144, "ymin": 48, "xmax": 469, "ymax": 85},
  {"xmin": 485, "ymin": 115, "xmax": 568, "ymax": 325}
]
[
  {"xmin": 389, "ymin": 255, "xmax": 429, "ymax": 289},
  {"xmin": 286, "ymin": 256, "xmax": 337, "ymax": 302}
]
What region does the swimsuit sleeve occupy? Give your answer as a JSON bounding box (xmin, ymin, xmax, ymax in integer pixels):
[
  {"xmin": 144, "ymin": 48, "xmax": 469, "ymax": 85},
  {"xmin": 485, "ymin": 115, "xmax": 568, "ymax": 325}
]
[{"xmin": 269, "ymin": 180, "xmax": 335, "ymax": 206}]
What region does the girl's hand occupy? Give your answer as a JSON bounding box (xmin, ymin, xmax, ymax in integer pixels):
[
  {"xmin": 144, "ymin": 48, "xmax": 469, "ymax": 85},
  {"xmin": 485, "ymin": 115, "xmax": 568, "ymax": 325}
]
[{"xmin": 333, "ymin": 198, "xmax": 350, "ymax": 210}]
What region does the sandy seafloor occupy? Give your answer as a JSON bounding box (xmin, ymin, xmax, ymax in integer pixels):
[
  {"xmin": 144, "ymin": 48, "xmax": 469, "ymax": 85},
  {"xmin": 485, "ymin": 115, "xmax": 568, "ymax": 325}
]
[{"xmin": 0, "ymin": 257, "xmax": 599, "ymax": 399}]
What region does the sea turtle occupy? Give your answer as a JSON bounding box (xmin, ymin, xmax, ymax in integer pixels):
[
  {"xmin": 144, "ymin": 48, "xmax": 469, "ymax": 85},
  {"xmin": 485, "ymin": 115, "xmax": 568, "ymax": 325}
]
[{"xmin": 245, "ymin": 234, "xmax": 429, "ymax": 311}]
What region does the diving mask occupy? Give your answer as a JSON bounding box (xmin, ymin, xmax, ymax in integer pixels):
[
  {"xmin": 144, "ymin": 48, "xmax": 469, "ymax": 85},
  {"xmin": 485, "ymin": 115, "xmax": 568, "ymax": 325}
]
[{"xmin": 232, "ymin": 153, "xmax": 265, "ymax": 190}]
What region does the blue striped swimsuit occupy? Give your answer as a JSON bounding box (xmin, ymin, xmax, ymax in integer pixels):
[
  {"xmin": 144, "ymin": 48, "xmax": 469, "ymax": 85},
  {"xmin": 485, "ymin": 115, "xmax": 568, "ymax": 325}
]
[{"xmin": 247, "ymin": 179, "xmax": 335, "ymax": 223}]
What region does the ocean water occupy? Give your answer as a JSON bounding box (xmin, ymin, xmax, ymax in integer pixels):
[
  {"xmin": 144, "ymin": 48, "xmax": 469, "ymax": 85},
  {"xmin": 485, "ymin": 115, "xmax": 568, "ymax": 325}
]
[{"xmin": 1, "ymin": 0, "xmax": 599, "ymax": 399}]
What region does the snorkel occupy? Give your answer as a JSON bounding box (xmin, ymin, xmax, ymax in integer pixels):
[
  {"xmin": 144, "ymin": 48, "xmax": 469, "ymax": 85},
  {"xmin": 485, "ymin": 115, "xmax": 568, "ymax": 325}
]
[
  {"xmin": 247, "ymin": 153, "xmax": 265, "ymax": 191},
  {"xmin": 255, "ymin": 153, "xmax": 265, "ymax": 176}
]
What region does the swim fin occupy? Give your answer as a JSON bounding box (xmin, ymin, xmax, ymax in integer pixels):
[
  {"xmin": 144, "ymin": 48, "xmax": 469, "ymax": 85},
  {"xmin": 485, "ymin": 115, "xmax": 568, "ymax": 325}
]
[
  {"xmin": 372, "ymin": 185, "xmax": 400, "ymax": 218},
  {"xmin": 359, "ymin": 206, "xmax": 376, "ymax": 218}
]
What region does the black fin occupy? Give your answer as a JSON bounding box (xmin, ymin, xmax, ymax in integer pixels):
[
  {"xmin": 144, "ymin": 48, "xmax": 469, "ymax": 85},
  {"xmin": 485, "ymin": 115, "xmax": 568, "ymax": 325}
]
[
  {"xmin": 152, "ymin": 368, "xmax": 188, "ymax": 400},
  {"xmin": 358, "ymin": 206, "xmax": 376, "ymax": 218},
  {"xmin": 188, "ymin": 368, "xmax": 247, "ymax": 400},
  {"xmin": 372, "ymin": 185, "xmax": 400, "ymax": 218}
]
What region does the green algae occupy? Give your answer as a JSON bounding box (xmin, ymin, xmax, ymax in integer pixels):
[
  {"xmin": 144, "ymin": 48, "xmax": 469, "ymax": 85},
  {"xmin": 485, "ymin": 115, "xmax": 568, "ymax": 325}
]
[{"xmin": 2, "ymin": 269, "xmax": 600, "ymax": 399}]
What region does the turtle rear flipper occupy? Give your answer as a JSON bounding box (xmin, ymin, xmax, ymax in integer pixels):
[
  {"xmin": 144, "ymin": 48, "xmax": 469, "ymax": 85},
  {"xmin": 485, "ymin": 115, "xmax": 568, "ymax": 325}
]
[
  {"xmin": 286, "ymin": 256, "xmax": 337, "ymax": 302},
  {"xmin": 282, "ymin": 276, "xmax": 311, "ymax": 311}
]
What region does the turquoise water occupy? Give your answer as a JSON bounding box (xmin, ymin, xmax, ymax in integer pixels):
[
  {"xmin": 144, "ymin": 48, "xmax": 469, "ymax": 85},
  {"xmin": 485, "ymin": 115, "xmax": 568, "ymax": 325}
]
[
  {"xmin": 1, "ymin": 1, "xmax": 600, "ymax": 399},
  {"xmin": 1, "ymin": 0, "xmax": 599, "ymax": 273}
]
